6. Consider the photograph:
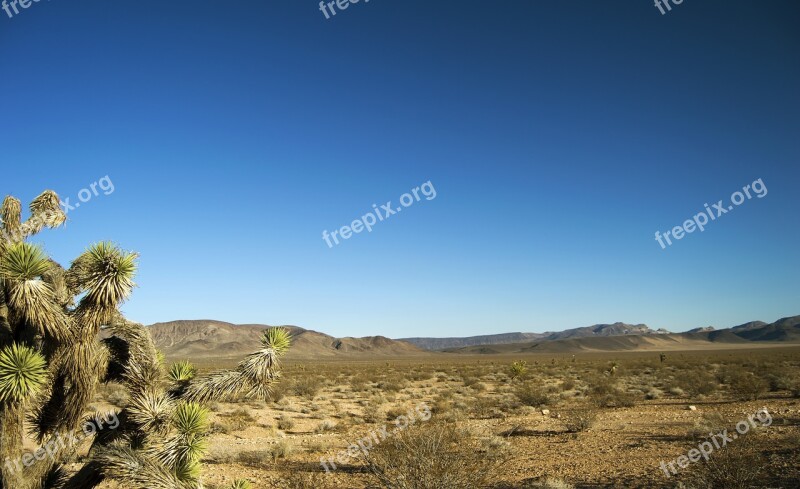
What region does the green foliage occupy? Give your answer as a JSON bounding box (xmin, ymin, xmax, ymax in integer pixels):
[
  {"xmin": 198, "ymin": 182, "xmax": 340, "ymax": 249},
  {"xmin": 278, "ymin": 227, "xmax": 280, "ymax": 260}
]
[
  {"xmin": 0, "ymin": 343, "xmax": 47, "ymax": 403},
  {"xmin": 508, "ymin": 360, "xmax": 528, "ymax": 379},
  {"xmin": 169, "ymin": 360, "xmax": 197, "ymax": 382},
  {"xmin": 263, "ymin": 327, "xmax": 292, "ymax": 355},
  {"xmin": 229, "ymin": 480, "xmax": 252, "ymax": 489},
  {"xmin": 0, "ymin": 242, "xmax": 51, "ymax": 281}
]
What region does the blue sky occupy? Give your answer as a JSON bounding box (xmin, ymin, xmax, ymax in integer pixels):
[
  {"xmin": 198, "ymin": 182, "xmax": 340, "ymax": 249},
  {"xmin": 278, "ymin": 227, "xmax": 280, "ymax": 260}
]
[{"xmin": 2, "ymin": 1, "xmax": 798, "ymax": 338}]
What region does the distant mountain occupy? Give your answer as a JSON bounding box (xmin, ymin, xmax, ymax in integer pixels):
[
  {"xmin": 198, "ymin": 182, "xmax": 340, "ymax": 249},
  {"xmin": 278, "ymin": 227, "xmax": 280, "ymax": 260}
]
[
  {"xmin": 688, "ymin": 326, "xmax": 715, "ymax": 333},
  {"xmin": 401, "ymin": 332, "xmax": 547, "ymax": 350},
  {"xmin": 148, "ymin": 320, "xmax": 423, "ymax": 360},
  {"xmin": 402, "ymin": 322, "xmax": 668, "ymax": 350},
  {"xmin": 544, "ymin": 322, "xmax": 668, "ymax": 341},
  {"xmin": 730, "ymin": 321, "xmax": 769, "ymax": 331},
  {"xmin": 146, "ymin": 315, "xmax": 800, "ymax": 360},
  {"xmin": 442, "ymin": 316, "xmax": 800, "ymax": 354}
]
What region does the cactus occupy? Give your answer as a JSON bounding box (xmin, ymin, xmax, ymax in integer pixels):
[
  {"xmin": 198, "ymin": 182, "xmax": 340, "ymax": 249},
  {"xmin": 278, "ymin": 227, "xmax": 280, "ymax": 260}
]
[{"xmin": 0, "ymin": 190, "xmax": 290, "ymax": 488}]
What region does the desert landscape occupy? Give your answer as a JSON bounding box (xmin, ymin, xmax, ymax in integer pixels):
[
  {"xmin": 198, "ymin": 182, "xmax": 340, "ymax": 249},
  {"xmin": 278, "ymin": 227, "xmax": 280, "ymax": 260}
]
[
  {"xmin": 131, "ymin": 318, "xmax": 800, "ymax": 488},
  {"xmin": 4, "ymin": 1, "xmax": 799, "ymax": 488}
]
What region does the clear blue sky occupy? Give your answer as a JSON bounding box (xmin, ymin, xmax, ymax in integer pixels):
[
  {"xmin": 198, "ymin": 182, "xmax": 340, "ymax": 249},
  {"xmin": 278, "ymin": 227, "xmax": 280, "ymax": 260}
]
[{"xmin": 2, "ymin": 1, "xmax": 798, "ymax": 337}]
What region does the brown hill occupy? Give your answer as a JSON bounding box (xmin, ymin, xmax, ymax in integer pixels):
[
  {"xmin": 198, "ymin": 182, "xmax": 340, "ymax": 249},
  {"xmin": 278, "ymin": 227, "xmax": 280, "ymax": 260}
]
[{"xmin": 148, "ymin": 320, "xmax": 424, "ymax": 361}]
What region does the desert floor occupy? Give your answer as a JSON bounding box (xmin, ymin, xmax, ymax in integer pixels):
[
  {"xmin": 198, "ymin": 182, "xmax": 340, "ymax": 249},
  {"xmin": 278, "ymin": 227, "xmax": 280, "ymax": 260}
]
[{"xmin": 97, "ymin": 347, "xmax": 800, "ymax": 488}]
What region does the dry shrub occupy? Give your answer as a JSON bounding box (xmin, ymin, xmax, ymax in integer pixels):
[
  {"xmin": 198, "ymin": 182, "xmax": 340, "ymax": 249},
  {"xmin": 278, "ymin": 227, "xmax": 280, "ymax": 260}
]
[
  {"xmin": 514, "ymin": 382, "xmax": 551, "ymax": 407},
  {"xmin": 724, "ymin": 368, "xmax": 768, "ymax": 401},
  {"xmin": 277, "ymin": 414, "xmax": 295, "ymax": 431},
  {"xmin": 561, "ymin": 407, "xmax": 597, "ymax": 433},
  {"xmin": 677, "ymin": 371, "xmax": 718, "ymax": 398},
  {"xmin": 292, "ymin": 376, "xmax": 323, "ymax": 399},
  {"xmin": 685, "ymin": 432, "xmax": 767, "ymax": 488},
  {"xmin": 587, "ymin": 377, "xmax": 636, "ymax": 408},
  {"xmin": 217, "ymin": 407, "xmax": 256, "ymax": 432},
  {"xmin": 236, "ymin": 449, "xmax": 271, "ymax": 467},
  {"xmin": 364, "ymin": 422, "xmax": 501, "ymax": 489}
]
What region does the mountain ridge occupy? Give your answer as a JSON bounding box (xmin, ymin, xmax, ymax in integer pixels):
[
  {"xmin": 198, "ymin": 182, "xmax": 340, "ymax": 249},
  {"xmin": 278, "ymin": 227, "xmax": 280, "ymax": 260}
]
[{"xmin": 147, "ymin": 316, "xmax": 800, "ymax": 360}]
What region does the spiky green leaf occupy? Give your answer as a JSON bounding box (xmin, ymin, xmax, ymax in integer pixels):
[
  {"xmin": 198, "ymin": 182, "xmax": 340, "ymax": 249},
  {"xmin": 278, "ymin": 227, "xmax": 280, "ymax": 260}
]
[
  {"xmin": 262, "ymin": 327, "xmax": 291, "ymax": 355},
  {"xmin": 0, "ymin": 242, "xmax": 51, "ymax": 281},
  {"xmin": 0, "ymin": 343, "xmax": 47, "ymax": 403},
  {"xmin": 168, "ymin": 361, "xmax": 196, "ymax": 383}
]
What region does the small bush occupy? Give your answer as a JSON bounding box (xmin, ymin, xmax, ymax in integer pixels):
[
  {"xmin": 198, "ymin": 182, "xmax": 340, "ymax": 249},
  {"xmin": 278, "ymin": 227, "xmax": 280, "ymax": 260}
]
[
  {"xmin": 292, "ymin": 376, "xmax": 323, "ymax": 400},
  {"xmin": 685, "ymin": 432, "xmax": 766, "ymax": 488},
  {"xmin": 725, "ymin": 369, "xmax": 768, "ymax": 401},
  {"xmin": 515, "ymin": 382, "xmax": 551, "ymax": 407},
  {"xmin": 277, "ymin": 414, "xmax": 295, "ymax": 431},
  {"xmin": 365, "ymin": 422, "xmax": 500, "ymax": 489},
  {"xmin": 561, "ymin": 408, "xmax": 597, "ymax": 433},
  {"xmin": 315, "ymin": 420, "xmax": 337, "ymax": 433},
  {"xmin": 588, "ymin": 378, "xmax": 636, "ymax": 408},
  {"xmin": 236, "ymin": 449, "xmax": 271, "ymax": 467}
]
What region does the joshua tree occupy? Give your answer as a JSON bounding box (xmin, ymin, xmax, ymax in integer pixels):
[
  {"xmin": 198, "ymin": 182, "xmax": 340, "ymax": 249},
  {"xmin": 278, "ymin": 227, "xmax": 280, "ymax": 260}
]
[
  {"xmin": 0, "ymin": 190, "xmax": 290, "ymax": 489},
  {"xmin": 508, "ymin": 361, "xmax": 528, "ymax": 380}
]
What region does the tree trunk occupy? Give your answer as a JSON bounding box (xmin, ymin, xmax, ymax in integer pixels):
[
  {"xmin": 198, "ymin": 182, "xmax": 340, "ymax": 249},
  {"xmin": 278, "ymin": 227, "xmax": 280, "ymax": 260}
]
[{"xmin": 0, "ymin": 403, "xmax": 26, "ymax": 489}]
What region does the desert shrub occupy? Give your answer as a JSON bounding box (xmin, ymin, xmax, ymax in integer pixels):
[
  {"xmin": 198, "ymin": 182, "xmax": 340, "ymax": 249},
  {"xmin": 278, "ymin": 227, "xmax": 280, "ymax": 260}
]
[
  {"xmin": 677, "ymin": 371, "xmax": 719, "ymax": 398},
  {"xmin": 236, "ymin": 450, "xmax": 271, "ymax": 467},
  {"xmin": 315, "ymin": 419, "xmax": 337, "ymax": 433},
  {"xmin": 685, "ymin": 432, "xmax": 767, "ymax": 488},
  {"xmin": 645, "ymin": 387, "xmax": 663, "ymax": 400},
  {"xmin": 408, "ymin": 369, "xmax": 434, "ymax": 382},
  {"xmin": 277, "ymin": 414, "xmax": 295, "ymax": 431},
  {"xmin": 561, "ymin": 378, "xmax": 576, "ymax": 391},
  {"xmin": 686, "ymin": 411, "xmax": 728, "ymax": 441},
  {"xmin": 790, "ymin": 377, "xmax": 800, "ymax": 398},
  {"xmin": 270, "ymin": 440, "xmax": 294, "ymax": 461},
  {"xmin": 350, "ymin": 374, "xmax": 370, "ymax": 392},
  {"xmin": 270, "ymin": 380, "xmax": 289, "ymax": 402},
  {"xmin": 377, "ymin": 377, "xmax": 407, "ymax": 392},
  {"xmin": 725, "ymin": 368, "xmax": 768, "ymax": 401},
  {"xmin": 292, "ymin": 376, "xmax": 323, "ymax": 399},
  {"xmin": 364, "ymin": 422, "xmax": 500, "ymax": 489},
  {"xmin": 588, "ymin": 377, "xmax": 636, "ymax": 408},
  {"xmin": 362, "ymin": 402, "xmax": 382, "ymax": 423},
  {"xmin": 384, "ymin": 406, "xmax": 407, "ymax": 420},
  {"xmin": 561, "ymin": 407, "xmax": 597, "ymax": 433},
  {"xmin": 515, "ymin": 382, "xmax": 551, "ymax": 407},
  {"xmin": 217, "ymin": 408, "xmax": 256, "ymax": 432}
]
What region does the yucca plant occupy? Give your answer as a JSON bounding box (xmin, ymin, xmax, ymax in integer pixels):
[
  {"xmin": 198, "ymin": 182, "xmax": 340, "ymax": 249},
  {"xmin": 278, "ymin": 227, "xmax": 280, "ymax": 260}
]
[{"xmin": 0, "ymin": 190, "xmax": 291, "ymax": 489}]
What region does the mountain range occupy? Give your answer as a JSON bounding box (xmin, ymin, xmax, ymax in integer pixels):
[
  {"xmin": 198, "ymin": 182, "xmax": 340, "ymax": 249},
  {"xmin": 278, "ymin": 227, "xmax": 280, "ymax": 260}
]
[
  {"xmin": 148, "ymin": 320, "xmax": 424, "ymax": 361},
  {"xmin": 147, "ymin": 316, "xmax": 800, "ymax": 361},
  {"xmin": 400, "ymin": 322, "xmax": 670, "ymax": 350}
]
